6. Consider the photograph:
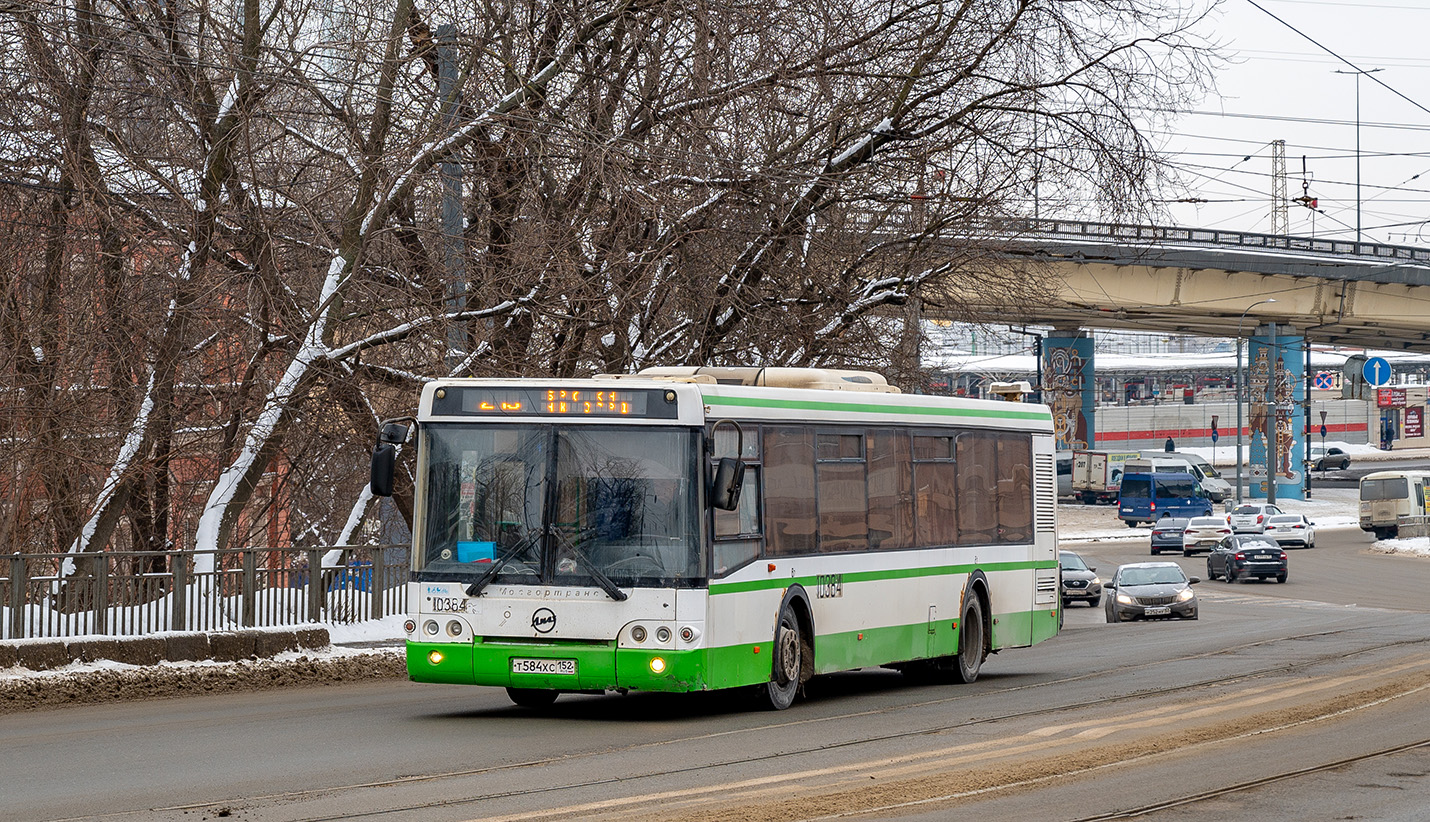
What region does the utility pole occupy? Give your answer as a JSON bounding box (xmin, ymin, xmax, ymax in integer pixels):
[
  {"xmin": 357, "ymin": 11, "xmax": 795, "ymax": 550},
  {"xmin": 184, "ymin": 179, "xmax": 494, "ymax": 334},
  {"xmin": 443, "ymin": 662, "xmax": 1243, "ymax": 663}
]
[
  {"xmin": 438, "ymin": 25, "xmax": 467, "ymax": 371},
  {"xmin": 1334, "ymin": 68, "xmax": 1383, "ymax": 246},
  {"xmin": 1266, "ymin": 322, "xmax": 1278, "ymax": 506}
]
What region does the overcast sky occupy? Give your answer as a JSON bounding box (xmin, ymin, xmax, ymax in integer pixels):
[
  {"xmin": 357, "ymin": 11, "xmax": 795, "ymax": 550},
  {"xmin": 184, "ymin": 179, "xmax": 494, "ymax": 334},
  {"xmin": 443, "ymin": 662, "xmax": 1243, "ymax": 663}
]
[{"xmin": 1158, "ymin": 0, "xmax": 1430, "ymax": 246}]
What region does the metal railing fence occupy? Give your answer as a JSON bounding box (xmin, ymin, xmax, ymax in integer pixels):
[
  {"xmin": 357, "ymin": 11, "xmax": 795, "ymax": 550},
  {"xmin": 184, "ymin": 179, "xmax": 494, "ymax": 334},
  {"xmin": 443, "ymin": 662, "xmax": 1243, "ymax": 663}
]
[{"xmin": 1, "ymin": 545, "xmax": 410, "ymax": 641}]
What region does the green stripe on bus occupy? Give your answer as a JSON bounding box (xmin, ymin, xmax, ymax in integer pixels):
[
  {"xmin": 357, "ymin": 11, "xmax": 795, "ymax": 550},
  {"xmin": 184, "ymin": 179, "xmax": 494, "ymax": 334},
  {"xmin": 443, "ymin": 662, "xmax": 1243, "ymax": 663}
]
[
  {"xmin": 702, "ymin": 394, "xmax": 1051, "ymax": 421},
  {"xmin": 408, "ymin": 606, "xmax": 1055, "ymax": 693},
  {"xmin": 709, "ymin": 560, "xmax": 1056, "ymax": 595}
]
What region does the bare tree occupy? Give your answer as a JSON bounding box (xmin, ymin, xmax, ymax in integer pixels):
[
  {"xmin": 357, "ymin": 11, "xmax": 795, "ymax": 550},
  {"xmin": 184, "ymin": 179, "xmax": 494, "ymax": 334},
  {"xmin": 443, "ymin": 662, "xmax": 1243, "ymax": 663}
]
[{"xmin": 0, "ymin": 0, "xmax": 1216, "ymax": 560}]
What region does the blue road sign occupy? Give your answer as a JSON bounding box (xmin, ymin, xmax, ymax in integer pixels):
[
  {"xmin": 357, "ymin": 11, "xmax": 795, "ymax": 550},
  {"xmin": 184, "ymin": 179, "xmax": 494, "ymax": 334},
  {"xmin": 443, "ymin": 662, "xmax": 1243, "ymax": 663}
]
[
  {"xmin": 1320, "ymin": 424, "xmax": 1328, "ymax": 437},
  {"xmin": 1313, "ymin": 372, "xmax": 1334, "ymax": 390},
  {"xmin": 1211, "ymin": 429, "xmax": 1219, "ymax": 443},
  {"xmin": 1363, "ymin": 356, "xmax": 1392, "ymax": 387}
]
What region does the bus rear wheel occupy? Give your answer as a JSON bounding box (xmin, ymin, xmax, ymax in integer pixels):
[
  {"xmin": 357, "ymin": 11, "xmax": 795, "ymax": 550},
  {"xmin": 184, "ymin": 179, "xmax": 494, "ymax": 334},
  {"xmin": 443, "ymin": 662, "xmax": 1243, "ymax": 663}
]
[
  {"xmin": 760, "ymin": 602, "xmax": 807, "ymax": 710},
  {"xmin": 506, "ymin": 688, "xmax": 558, "ymax": 709},
  {"xmin": 954, "ymin": 593, "xmax": 987, "ymax": 684}
]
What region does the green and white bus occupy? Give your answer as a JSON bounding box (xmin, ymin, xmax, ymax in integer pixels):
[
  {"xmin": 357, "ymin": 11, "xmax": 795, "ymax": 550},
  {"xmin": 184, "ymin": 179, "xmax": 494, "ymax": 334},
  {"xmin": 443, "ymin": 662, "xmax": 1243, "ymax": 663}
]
[{"xmin": 369, "ymin": 367, "xmax": 1061, "ymax": 709}]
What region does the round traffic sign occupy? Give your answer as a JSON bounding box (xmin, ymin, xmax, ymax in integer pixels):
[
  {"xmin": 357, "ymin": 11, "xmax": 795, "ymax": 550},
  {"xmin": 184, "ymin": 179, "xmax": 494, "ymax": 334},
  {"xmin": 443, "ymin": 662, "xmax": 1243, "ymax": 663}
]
[{"xmin": 1363, "ymin": 356, "xmax": 1392, "ymax": 387}]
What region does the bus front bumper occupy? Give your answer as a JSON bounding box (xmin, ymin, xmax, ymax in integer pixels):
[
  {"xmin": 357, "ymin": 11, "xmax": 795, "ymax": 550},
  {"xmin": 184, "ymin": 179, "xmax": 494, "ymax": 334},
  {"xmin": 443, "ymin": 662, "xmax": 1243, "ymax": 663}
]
[{"xmin": 407, "ymin": 640, "xmax": 714, "ymax": 692}]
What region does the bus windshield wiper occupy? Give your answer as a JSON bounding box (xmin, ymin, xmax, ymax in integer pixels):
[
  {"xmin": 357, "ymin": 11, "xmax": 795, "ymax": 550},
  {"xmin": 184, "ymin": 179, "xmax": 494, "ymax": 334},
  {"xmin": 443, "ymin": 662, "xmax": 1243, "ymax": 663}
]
[
  {"xmin": 465, "ymin": 531, "xmax": 541, "ymax": 597},
  {"xmin": 558, "ymin": 530, "xmax": 628, "ymax": 602}
]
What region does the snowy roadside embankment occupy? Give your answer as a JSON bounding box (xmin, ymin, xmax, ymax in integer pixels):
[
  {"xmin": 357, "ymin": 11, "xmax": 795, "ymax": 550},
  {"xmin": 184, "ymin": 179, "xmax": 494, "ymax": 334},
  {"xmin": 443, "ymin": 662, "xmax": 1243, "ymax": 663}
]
[
  {"xmin": 2, "ymin": 617, "xmax": 410, "ymax": 714},
  {"xmin": 1370, "ymin": 537, "xmax": 1430, "ymax": 559}
]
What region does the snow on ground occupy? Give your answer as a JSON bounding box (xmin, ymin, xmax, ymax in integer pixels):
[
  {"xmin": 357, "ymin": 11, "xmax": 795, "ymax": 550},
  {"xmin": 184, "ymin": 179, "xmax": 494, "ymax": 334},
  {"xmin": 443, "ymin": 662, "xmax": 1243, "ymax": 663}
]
[{"xmin": 1371, "ymin": 537, "xmax": 1430, "ymax": 558}]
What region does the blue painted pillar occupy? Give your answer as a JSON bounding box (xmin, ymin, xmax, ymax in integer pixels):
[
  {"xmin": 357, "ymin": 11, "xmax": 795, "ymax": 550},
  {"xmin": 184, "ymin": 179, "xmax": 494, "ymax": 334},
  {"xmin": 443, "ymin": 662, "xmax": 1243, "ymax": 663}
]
[
  {"xmin": 1042, "ymin": 330, "xmax": 1094, "ymax": 451},
  {"xmin": 1248, "ymin": 325, "xmax": 1305, "ymax": 501}
]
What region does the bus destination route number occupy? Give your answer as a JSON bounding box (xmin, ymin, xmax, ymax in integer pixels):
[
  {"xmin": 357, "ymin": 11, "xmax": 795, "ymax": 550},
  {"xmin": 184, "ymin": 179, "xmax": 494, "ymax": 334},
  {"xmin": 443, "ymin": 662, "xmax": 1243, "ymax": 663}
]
[{"xmin": 816, "ymin": 574, "xmax": 843, "ymax": 598}]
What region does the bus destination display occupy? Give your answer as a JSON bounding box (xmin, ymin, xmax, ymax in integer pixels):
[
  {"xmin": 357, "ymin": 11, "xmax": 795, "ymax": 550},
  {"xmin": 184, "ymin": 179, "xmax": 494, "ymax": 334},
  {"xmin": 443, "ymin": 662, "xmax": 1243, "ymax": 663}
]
[{"xmin": 433, "ymin": 387, "xmax": 679, "ymax": 419}]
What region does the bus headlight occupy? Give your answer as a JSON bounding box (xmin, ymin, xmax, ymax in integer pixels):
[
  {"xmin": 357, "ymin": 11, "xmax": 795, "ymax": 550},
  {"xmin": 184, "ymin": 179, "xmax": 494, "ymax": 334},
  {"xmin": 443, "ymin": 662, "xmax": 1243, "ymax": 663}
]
[
  {"xmin": 428, "ymin": 650, "xmax": 444, "ymax": 665},
  {"xmin": 679, "ymin": 625, "xmax": 700, "ymax": 643},
  {"xmin": 446, "ymin": 620, "xmax": 464, "ymax": 637},
  {"xmin": 631, "ymin": 625, "xmax": 647, "ymax": 643},
  {"xmin": 655, "ymin": 626, "xmax": 672, "ymax": 643},
  {"xmin": 423, "ymin": 620, "xmax": 440, "ymax": 636},
  {"xmin": 649, "ymin": 657, "xmax": 667, "ymax": 674},
  {"xmin": 404, "ymin": 619, "xmax": 416, "ymax": 634}
]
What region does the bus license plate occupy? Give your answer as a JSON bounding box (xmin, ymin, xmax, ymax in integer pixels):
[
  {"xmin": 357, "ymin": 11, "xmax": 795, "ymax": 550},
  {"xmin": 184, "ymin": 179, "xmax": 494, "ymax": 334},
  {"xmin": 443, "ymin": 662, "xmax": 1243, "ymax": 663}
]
[
  {"xmin": 511, "ymin": 658, "xmax": 576, "ymax": 676},
  {"xmin": 1144, "ymin": 606, "xmax": 1171, "ymax": 616}
]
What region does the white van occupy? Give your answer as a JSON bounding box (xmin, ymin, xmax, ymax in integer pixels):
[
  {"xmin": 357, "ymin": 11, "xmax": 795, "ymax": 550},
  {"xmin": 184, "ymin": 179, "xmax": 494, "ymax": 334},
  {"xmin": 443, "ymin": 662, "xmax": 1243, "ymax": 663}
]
[
  {"xmin": 1126, "ymin": 452, "xmax": 1232, "ymax": 503},
  {"xmin": 1359, "ymin": 470, "xmax": 1430, "ymax": 539}
]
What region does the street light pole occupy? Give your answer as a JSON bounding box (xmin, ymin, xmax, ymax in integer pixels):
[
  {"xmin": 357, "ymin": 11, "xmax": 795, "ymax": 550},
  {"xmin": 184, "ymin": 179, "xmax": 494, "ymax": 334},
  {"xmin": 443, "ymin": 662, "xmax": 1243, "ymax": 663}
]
[
  {"xmin": 1236, "ymin": 298, "xmax": 1277, "ymax": 504},
  {"xmin": 1335, "ymin": 68, "xmax": 1383, "ymax": 246}
]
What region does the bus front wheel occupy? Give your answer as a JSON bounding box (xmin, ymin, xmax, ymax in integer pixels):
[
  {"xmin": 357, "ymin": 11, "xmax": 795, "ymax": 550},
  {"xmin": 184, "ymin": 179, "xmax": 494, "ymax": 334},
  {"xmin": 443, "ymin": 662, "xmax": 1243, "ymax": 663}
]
[
  {"xmin": 955, "ymin": 594, "xmax": 987, "ymax": 684},
  {"xmin": 760, "ymin": 602, "xmax": 807, "ymax": 710}
]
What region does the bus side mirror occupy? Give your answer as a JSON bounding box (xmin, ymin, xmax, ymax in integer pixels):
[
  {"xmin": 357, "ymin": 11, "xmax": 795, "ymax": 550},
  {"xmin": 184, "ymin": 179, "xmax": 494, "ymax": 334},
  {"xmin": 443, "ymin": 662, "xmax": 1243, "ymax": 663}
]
[
  {"xmin": 370, "ymin": 443, "xmax": 397, "ymax": 497},
  {"xmin": 370, "ymin": 421, "xmax": 410, "ymax": 497},
  {"xmin": 711, "ymin": 458, "xmax": 745, "ymax": 511}
]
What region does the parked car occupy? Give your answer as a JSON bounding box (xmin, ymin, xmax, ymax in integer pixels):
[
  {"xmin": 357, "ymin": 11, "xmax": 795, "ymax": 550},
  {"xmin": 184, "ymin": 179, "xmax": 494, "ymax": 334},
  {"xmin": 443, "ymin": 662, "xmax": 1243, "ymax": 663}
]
[
  {"xmin": 1150, "ymin": 517, "xmax": 1190, "ymax": 555},
  {"xmin": 1229, "ymin": 503, "xmax": 1283, "ymax": 533},
  {"xmin": 1206, "ymin": 534, "xmax": 1288, "ymax": 583},
  {"xmin": 1263, "ymin": 514, "xmax": 1316, "ymax": 548},
  {"xmin": 1058, "ymin": 550, "xmax": 1103, "ymax": 607},
  {"xmin": 1310, "ymin": 446, "xmax": 1352, "ymax": 471},
  {"xmin": 1181, "ymin": 515, "xmax": 1233, "ymax": 556},
  {"xmin": 1105, "ymin": 562, "xmax": 1200, "ymax": 622}
]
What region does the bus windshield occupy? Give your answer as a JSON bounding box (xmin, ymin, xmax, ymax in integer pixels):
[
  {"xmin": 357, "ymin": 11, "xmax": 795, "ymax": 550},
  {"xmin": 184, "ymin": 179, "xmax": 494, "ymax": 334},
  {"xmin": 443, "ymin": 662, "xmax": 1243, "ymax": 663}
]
[{"xmin": 416, "ymin": 424, "xmax": 703, "ymax": 586}]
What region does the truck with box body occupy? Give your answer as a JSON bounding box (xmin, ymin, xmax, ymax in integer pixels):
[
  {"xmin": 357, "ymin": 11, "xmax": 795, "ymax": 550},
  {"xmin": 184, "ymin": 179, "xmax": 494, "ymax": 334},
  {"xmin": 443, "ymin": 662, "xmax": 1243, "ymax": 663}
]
[{"xmin": 1071, "ymin": 450, "xmax": 1140, "ymax": 504}]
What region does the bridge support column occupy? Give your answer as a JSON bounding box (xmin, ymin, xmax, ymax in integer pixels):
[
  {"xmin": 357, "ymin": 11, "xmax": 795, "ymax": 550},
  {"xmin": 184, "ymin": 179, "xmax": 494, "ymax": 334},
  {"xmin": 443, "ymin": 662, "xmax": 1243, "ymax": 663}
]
[
  {"xmin": 1248, "ymin": 326, "xmax": 1305, "ymax": 501},
  {"xmin": 1042, "ymin": 330, "xmax": 1094, "ymax": 451}
]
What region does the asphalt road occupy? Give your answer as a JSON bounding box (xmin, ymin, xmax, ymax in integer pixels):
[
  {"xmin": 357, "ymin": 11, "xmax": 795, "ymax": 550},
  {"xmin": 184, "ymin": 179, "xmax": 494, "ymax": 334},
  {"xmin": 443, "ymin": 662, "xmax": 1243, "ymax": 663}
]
[{"xmin": 5, "ymin": 526, "xmax": 1430, "ymax": 822}]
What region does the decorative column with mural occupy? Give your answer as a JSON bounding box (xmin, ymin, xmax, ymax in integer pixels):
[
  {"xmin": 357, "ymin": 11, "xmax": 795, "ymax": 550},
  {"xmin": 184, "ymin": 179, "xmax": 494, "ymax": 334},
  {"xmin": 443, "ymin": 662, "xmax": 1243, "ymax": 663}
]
[
  {"xmin": 1042, "ymin": 330, "xmax": 1094, "ymax": 452},
  {"xmin": 1248, "ymin": 325, "xmax": 1305, "ymax": 501}
]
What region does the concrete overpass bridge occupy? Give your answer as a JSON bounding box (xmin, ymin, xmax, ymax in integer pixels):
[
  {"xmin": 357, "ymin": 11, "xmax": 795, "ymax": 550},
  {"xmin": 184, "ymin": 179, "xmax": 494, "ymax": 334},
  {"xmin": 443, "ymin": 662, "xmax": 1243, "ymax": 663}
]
[
  {"xmin": 928, "ymin": 219, "xmax": 1430, "ymax": 502},
  {"xmin": 960, "ymin": 219, "xmax": 1430, "ymax": 350}
]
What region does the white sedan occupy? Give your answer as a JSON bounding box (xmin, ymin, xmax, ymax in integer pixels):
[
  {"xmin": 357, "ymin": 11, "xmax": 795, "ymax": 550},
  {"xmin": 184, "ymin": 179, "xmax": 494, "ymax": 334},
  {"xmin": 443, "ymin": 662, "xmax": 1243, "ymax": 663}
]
[
  {"xmin": 1181, "ymin": 515, "xmax": 1233, "ymax": 556},
  {"xmin": 1230, "ymin": 503, "xmax": 1283, "ymax": 533},
  {"xmin": 1263, "ymin": 514, "xmax": 1316, "ymax": 548}
]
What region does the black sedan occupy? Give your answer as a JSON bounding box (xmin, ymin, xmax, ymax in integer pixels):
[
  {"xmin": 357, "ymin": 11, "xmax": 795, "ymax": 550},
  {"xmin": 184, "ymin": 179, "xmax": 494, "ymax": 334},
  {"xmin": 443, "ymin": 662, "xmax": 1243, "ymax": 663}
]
[
  {"xmin": 1105, "ymin": 562, "xmax": 1200, "ymax": 622},
  {"xmin": 1149, "ymin": 517, "xmax": 1189, "ymax": 555},
  {"xmin": 1206, "ymin": 534, "xmax": 1288, "ymax": 584}
]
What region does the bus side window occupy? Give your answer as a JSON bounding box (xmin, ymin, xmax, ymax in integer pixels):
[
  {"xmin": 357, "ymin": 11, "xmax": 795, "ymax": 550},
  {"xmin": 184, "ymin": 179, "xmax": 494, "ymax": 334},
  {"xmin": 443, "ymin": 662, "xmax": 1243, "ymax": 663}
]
[
  {"xmin": 764, "ymin": 427, "xmax": 817, "ymax": 556},
  {"xmin": 713, "ymin": 467, "xmax": 762, "ymax": 576}
]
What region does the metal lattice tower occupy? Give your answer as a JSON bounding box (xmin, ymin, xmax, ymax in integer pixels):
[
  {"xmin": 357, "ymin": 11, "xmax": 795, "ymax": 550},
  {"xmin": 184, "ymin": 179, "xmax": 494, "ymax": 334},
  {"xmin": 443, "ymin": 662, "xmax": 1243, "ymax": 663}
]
[{"xmin": 1271, "ymin": 139, "xmax": 1289, "ymax": 236}]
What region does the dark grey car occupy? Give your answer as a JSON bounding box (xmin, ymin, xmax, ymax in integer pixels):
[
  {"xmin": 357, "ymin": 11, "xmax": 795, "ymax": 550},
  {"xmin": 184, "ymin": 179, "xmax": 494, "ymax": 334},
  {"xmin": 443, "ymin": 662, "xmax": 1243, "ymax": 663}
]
[
  {"xmin": 1105, "ymin": 562, "xmax": 1200, "ymax": 622},
  {"xmin": 1149, "ymin": 518, "xmax": 1189, "ymax": 555},
  {"xmin": 1059, "ymin": 550, "xmax": 1103, "ymax": 607}
]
